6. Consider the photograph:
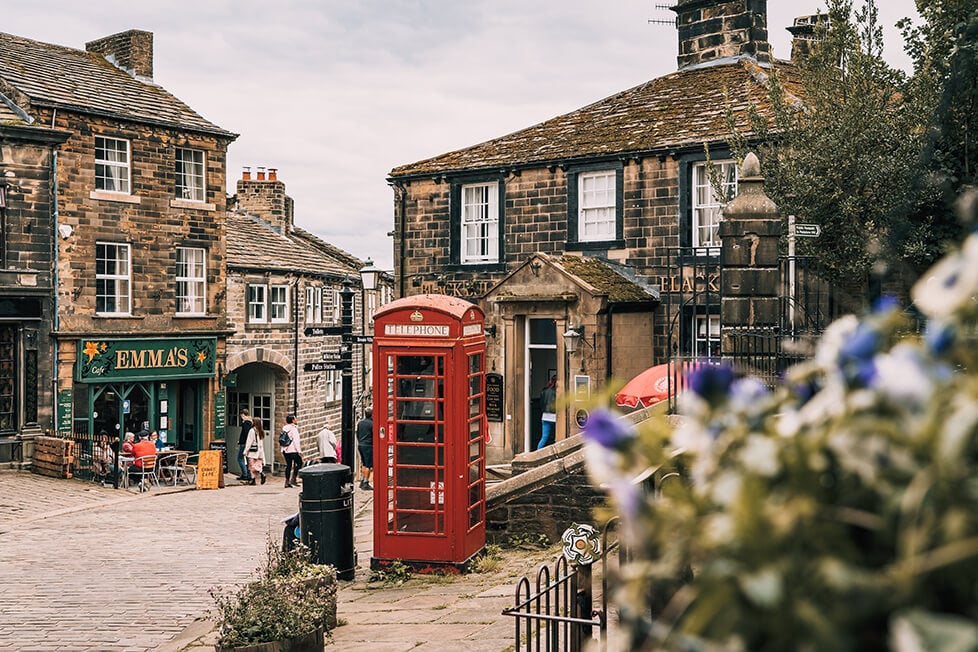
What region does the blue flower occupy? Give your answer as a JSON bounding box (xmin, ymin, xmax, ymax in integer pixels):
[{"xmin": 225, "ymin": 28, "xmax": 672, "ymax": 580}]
[
  {"xmin": 583, "ymin": 409, "xmax": 635, "ymax": 450},
  {"xmin": 688, "ymin": 363, "xmax": 735, "ymax": 405},
  {"xmin": 924, "ymin": 320, "xmax": 955, "ymax": 356},
  {"xmin": 873, "ymin": 294, "xmax": 900, "ymax": 315},
  {"xmin": 840, "ymin": 324, "xmax": 880, "ymax": 363}
]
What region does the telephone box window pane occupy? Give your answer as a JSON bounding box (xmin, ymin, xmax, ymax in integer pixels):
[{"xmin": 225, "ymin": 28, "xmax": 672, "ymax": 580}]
[
  {"xmin": 387, "ymin": 399, "xmax": 394, "ymax": 419},
  {"xmin": 397, "ymin": 355, "xmax": 435, "ymax": 376},
  {"xmin": 469, "ymin": 483, "xmax": 481, "ymax": 507},
  {"xmin": 396, "ymin": 443, "xmax": 435, "ymax": 466},
  {"xmin": 395, "ymin": 467, "xmax": 434, "ymax": 488},
  {"xmin": 469, "ymin": 353, "xmax": 482, "ymax": 374},
  {"xmin": 468, "ymin": 397, "xmax": 481, "ymax": 417},
  {"xmin": 469, "ymin": 419, "xmax": 481, "ymax": 440},
  {"xmin": 469, "ymin": 375, "xmax": 481, "ymax": 397},
  {"xmin": 469, "ymin": 506, "xmax": 482, "ymax": 528}
]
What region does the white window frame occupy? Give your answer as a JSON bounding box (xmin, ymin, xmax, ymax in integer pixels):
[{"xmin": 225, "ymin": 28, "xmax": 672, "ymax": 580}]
[
  {"xmin": 247, "ymin": 284, "xmax": 267, "ymax": 323},
  {"xmin": 692, "ymin": 160, "xmax": 738, "ymax": 248},
  {"xmin": 95, "ymin": 136, "xmax": 131, "ymax": 194},
  {"xmin": 270, "ymin": 285, "xmax": 290, "ymax": 323},
  {"xmin": 578, "ymin": 170, "xmax": 616, "ymax": 242},
  {"xmin": 460, "ymin": 182, "xmax": 499, "ymax": 264},
  {"xmin": 332, "ymin": 288, "xmax": 341, "ymax": 325},
  {"xmin": 175, "ymin": 148, "xmax": 206, "ymax": 202},
  {"xmin": 175, "ymin": 247, "xmax": 206, "ymax": 315},
  {"xmin": 305, "ymin": 287, "xmax": 315, "ymax": 323},
  {"xmin": 693, "ymin": 313, "xmax": 721, "ymax": 358},
  {"xmin": 96, "ymin": 242, "xmax": 131, "ymax": 315},
  {"xmin": 314, "ymin": 286, "xmax": 323, "ymax": 323}
]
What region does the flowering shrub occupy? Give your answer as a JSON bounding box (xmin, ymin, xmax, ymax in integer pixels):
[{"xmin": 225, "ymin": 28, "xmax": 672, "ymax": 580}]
[
  {"xmin": 585, "ymin": 214, "xmax": 978, "ymax": 650},
  {"xmin": 211, "ymin": 540, "xmax": 337, "ymax": 649}
]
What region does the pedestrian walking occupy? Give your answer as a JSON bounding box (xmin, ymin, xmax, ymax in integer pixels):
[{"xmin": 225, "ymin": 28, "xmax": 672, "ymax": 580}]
[
  {"xmin": 244, "ymin": 418, "xmax": 267, "ymax": 485},
  {"xmin": 537, "ymin": 375, "xmax": 557, "ymax": 450},
  {"xmin": 356, "ymin": 407, "xmax": 373, "ymax": 490},
  {"xmin": 317, "ymin": 423, "xmax": 338, "ymax": 464},
  {"xmin": 237, "ymin": 409, "xmax": 253, "ymax": 482},
  {"xmin": 280, "ymin": 414, "xmax": 302, "ymax": 488}
]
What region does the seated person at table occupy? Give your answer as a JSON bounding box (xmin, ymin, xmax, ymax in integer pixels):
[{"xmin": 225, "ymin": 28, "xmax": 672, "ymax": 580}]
[
  {"xmin": 129, "ymin": 432, "xmax": 157, "ymax": 486},
  {"xmin": 121, "ymin": 431, "xmax": 135, "ymax": 455},
  {"xmin": 93, "ymin": 432, "xmax": 114, "ymax": 481},
  {"xmin": 150, "ymin": 430, "xmax": 164, "ymax": 451}
]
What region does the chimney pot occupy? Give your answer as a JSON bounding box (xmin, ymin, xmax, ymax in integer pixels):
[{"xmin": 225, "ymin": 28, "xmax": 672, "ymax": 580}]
[
  {"xmin": 257, "ymin": 166, "xmax": 266, "ymax": 181},
  {"xmin": 269, "ymin": 168, "xmax": 278, "ymax": 181},
  {"xmin": 242, "ymin": 166, "xmax": 251, "ymax": 181}
]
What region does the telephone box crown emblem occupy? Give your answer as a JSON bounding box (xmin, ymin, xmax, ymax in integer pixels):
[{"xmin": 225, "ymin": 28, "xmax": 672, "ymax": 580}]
[{"xmin": 410, "ymin": 310, "xmax": 424, "ymax": 322}]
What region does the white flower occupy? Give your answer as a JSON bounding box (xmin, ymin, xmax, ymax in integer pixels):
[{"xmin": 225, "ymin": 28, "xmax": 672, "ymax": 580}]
[
  {"xmin": 739, "ymin": 434, "xmax": 780, "ymax": 477},
  {"xmin": 871, "ymin": 343, "xmax": 933, "ymax": 409},
  {"xmin": 710, "ymin": 470, "xmax": 743, "ymax": 506},
  {"xmin": 671, "ymin": 420, "xmax": 714, "ymax": 457},
  {"xmin": 911, "ymin": 233, "xmax": 978, "ymax": 319},
  {"xmin": 815, "ymin": 315, "xmax": 860, "ymax": 370}
]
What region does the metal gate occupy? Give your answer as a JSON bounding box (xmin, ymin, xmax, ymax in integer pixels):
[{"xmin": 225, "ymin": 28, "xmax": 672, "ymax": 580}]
[{"xmin": 504, "ymin": 519, "xmax": 624, "ymax": 651}]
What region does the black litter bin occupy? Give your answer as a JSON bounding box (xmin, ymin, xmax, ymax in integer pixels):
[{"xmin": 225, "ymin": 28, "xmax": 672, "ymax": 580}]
[{"xmin": 299, "ymin": 463, "xmax": 356, "ymax": 580}]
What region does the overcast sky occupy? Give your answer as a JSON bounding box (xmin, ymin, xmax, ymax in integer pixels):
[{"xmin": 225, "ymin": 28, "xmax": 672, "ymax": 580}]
[{"xmin": 5, "ymin": 1, "xmax": 919, "ymax": 270}]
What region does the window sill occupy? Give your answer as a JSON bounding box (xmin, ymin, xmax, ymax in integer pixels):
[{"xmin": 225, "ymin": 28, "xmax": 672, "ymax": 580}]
[
  {"xmin": 170, "ymin": 198, "xmax": 217, "ymax": 211},
  {"xmin": 90, "ymin": 191, "xmax": 141, "ymax": 204},
  {"xmin": 566, "ymin": 239, "xmax": 626, "ymax": 251},
  {"xmin": 445, "ymin": 263, "xmax": 507, "ymax": 274},
  {"xmin": 94, "ymin": 314, "xmax": 142, "ymax": 319},
  {"xmin": 175, "ymin": 313, "xmax": 208, "ymax": 318}
]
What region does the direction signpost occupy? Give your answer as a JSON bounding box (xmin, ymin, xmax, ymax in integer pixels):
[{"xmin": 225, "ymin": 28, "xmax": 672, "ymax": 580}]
[{"xmin": 794, "ymin": 223, "xmax": 821, "ymax": 238}]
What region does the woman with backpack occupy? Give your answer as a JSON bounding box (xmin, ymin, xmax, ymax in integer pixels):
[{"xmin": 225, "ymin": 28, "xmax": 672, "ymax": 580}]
[
  {"xmin": 280, "ymin": 414, "xmax": 302, "ymax": 488},
  {"xmin": 244, "ymin": 418, "xmax": 267, "ymax": 485}
]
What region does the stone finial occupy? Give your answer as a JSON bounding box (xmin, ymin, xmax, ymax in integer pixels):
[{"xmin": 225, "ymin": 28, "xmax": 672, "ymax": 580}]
[{"xmin": 721, "ymin": 152, "xmax": 778, "ymax": 218}]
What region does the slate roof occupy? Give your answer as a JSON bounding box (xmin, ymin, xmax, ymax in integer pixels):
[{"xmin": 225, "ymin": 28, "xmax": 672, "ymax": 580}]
[
  {"xmin": 226, "ymin": 213, "xmax": 358, "ymax": 278},
  {"xmin": 390, "ymin": 57, "xmax": 802, "ymax": 178},
  {"xmin": 0, "ymin": 31, "xmax": 235, "ymax": 138}
]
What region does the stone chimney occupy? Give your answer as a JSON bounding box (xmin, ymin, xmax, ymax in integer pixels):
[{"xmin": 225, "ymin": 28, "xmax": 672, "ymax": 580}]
[
  {"xmin": 235, "ymin": 167, "xmax": 295, "ymax": 234},
  {"xmin": 671, "ymin": 0, "xmax": 771, "ymax": 70},
  {"xmin": 86, "ymin": 30, "xmax": 154, "ymax": 80},
  {"xmin": 786, "ymin": 14, "xmax": 828, "ymax": 64}
]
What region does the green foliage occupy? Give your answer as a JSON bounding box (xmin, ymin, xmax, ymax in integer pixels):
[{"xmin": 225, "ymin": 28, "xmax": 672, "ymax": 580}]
[
  {"xmin": 210, "ymin": 540, "xmax": 338, "ymax": 649},
  {"xmin": 368, "ymin": 559, "xmax": 412, "ymax": 586},
  {"xmin": 508, "ymin": 531, "xmax": 551, "ymax": 549},
  {"xmin": 471, "ymin": 543, "xmax": 503, "ymax": 573},
  {"xmin": 727, "ymin": 0, "xmax": 962, "ymax": 303},
  {"xmin": 585, "ymin": 195, "xmax": 978, "ymax": 650}
]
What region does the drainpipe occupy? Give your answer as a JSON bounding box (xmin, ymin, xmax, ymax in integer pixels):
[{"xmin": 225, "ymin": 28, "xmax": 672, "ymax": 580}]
[
  {"xmin": 605, "ymin": 302, "xmax": 617, "ymax": 381},
  {"xmin": 51, "ymin": 148, "xmax": 60, "ymax": 432},
  {"xmin": 392, "ymin": 181, "xmax": 407, "ymax": 297},
  {"xmin": 292, "ymin": 279, "xmax": 299, "ymax": 414}
]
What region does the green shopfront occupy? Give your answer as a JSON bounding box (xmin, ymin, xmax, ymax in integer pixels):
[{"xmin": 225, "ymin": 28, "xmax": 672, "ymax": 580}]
[{"xmin": 73, "ymin": 337, "xmax": 217, "ymax": 451}]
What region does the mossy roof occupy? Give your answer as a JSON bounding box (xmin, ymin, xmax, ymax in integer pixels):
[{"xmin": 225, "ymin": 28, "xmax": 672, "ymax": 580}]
[{"xmin": 555, "ymin": 256, "xmax": 657, "ymax": 303}]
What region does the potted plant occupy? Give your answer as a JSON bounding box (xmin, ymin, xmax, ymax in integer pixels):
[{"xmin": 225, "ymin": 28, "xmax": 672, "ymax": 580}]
[{"xmin": 211, "ymin": 541, "xmax": 338, "ymax": 651}]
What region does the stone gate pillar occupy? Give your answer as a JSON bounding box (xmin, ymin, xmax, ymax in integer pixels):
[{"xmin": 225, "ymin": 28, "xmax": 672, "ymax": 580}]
[{"xmin": 718, "ymin": 152, "xmax": 781, "ymax": 355}]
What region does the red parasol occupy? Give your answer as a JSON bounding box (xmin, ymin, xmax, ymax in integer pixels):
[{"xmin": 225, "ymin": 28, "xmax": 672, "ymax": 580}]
[{"xmin": 614, "ymin": 363, "xmax": 677, "ymax": 409}]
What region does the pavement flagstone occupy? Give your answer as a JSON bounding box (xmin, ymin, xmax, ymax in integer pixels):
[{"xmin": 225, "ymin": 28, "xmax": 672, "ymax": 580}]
[{"xmin": 0, "ymin": 469, "xmax": 558, "ymax": 651}]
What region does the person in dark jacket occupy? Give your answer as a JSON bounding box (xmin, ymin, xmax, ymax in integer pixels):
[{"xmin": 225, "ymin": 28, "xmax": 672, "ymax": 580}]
[
  {"xmin": 356, "ymin": 408, "xmax": 373, "ymax": 490},
  {"xmin": 237, "ymin": 408, "xmax": 253, "ymax": 482}
]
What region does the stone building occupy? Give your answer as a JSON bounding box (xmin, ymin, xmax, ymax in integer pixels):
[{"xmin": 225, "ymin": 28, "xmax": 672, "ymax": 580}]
[
  {"xmin": 0, "ymin": 29, "xmax": 237, "ymax": 454},
  {"xmin": 224, "ymin": 167, "xmax": 389, "ymax": 473},
  {"xmin": 388, "ymin": 0, "xmax": 814, "ymax": 462},
  {"xmin": 0, "ymin": 99, "xmax": 70, "ymax": 461}
]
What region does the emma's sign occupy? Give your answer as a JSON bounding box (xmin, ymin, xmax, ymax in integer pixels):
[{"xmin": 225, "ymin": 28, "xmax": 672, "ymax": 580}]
[{"xmin": 77, "ymin": 337, "xmax": 217, "ymax": 382}]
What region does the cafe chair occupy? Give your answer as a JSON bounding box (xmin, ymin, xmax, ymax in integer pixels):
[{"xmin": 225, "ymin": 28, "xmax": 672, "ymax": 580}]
[
  {"xmin": 159, "ymin": 452, "xmax": 194, "ymax": 486},
  {"xmin": 129, "ymin": 455, "xmax": 160, "ymax": 492},
  {"xmin": 181, "ymin": 453, "xmax": 199, "ymax": 486}
]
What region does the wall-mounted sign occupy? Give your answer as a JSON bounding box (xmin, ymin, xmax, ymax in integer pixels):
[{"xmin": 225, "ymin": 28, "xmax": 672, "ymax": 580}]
[
  {"xmin": 574, "ymin": 375, "xmax": 591, "ymax": 402},
  {"xmin": 214, "ymin": 390, "xmax": 226, "ymax": 440},
  {"xmin": 76, "ymin": 337, "xmax": 217, "ymax": 382},
  {"xmin": 485, "ymin": 373, "xmax": 504, "ymax": 422},
  {"xmin": 305, "ymin": 362, "xmax": 342, "ymax": 372},
  {"xmin": 462, "ymin": 323, "xmax": 482, "ymax": 337},
  {"xmin": 383, "ymin": 324, "xmax": 450, "ymax": 337},
  {"xmin": 660, "ymin": 272, "xmax": 720, "ymax": 294},
  {"xmin": 56, "ymin": 389, "xmax": 72, "ymax": 435},
  {"xmin": 576, "ymin": 409, "xmax": 590, "ymax": 428}
]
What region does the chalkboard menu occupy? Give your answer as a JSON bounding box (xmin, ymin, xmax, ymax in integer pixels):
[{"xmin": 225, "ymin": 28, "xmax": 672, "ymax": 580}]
[
  {"xmin": 196, "ymin": 449, "xmax": 226, "ymax": 489},
  {"xmin": 486, "ymin": 373, "xmax": 504, "ymax": 422}
]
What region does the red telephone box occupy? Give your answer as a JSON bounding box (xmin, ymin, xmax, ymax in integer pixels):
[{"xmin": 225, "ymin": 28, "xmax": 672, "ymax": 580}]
[{"xmin": 371, "ymin": 295, "xmax": 487, "ymax": 572}]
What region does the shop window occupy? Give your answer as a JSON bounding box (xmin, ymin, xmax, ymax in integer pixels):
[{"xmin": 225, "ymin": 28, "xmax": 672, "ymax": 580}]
[{"xmin": 0, "ymin": 326, "xmax": 15, "ymax": 432}]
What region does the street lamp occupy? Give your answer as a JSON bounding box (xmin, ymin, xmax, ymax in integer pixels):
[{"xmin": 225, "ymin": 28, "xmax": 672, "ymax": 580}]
[{"xmin": 360, "ymin": 258, "xmax": 380, "ymax": 291}]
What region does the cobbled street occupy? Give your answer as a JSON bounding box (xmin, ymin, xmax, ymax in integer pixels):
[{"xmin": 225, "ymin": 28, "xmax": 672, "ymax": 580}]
[{"xmin": 0, "ymin": 472, "xmax": 312, "ymax": 651}]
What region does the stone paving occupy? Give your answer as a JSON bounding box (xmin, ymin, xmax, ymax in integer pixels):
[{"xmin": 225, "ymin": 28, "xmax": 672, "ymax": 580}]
[{"xmin": 0, "ymin": 470, "xmax": 558, "ymax": 651}]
